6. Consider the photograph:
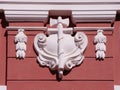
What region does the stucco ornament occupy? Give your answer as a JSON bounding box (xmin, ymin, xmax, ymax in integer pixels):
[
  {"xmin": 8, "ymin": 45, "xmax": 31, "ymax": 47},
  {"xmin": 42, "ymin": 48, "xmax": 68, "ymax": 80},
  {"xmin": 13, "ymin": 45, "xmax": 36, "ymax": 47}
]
[
  {"xmin": 15, "ymin": 29, "xmax": 27, "ymax": 59},
  {"xmin": 94, "ymin": 29, "xmax": 107, "ymax": 60},
  {"xmin": 34, "ymin": 16, "xmax": 88, "ymax": 79}
]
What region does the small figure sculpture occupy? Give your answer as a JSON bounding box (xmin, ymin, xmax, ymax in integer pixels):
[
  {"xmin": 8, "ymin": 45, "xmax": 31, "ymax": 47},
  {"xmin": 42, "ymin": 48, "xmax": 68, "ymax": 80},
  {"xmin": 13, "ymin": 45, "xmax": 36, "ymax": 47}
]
[
  {"xmin": 94, "ymin": 29, "xmax": 107, "ymax": 60},
  {"xmin": 15, "ymin": 29, "xmax": 27, "ymax": 59}
]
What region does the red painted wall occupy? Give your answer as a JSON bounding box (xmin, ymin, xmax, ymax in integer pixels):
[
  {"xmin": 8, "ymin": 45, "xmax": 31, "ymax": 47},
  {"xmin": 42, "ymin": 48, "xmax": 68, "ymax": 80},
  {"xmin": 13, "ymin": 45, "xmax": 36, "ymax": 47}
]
[
  {"xmin": 0, "ymin": 13, "xmax": 7, "ymax": 85},
  {"xmin": 6, "ymin": 22, "xmax": 114, "ymax": 90},
  {"xmin": 113, "ymin": 21, "xmax": 120, "ymax": 85},
  {"xmin": 1, "ymin": 12, "xmax": 120, "ymax": 90}
]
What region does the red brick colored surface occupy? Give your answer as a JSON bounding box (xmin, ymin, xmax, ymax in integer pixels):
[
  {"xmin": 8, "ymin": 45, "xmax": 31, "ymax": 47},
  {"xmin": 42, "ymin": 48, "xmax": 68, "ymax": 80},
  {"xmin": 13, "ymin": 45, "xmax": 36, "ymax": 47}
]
[
  {"xmin": 0, "ymin": 20, "xmax": 118, "ymax": 90},
  {"xmin": 0, "ymin": 19, "xmax": 7, "ymax": 85},
  {"xmin": 113, "ymin": 21, "xmax": 120, "ymax": 85},
  {"xmin": 7, "ymin": 58, "xmax": 113, "ymax": 80},
  {"xmin": 9, "ymin": 22, "xmax": 44, "ymax": 27},
  {"xmin": 6, "ymin": 22, "xmax": 115, "ymax": 90},
  {"xmin": 7, "ymin": 81, "xmax": 114, "ymax": 90}
]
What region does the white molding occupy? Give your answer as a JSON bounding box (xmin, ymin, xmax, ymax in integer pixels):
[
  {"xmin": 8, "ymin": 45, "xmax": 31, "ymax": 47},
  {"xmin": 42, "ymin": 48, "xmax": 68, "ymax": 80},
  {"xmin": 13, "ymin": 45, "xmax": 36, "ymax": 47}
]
[
  {"xmin": 6, "ymin": 26, "xmax": 114, "ymax": 31},
  {"xmin": 4, "ymin": 10, "xmax": 116, "ymax": 22},
  {"xmin": 73, "ymin": 15, "xmax": 115, "ymax": 18},
  {"xmin": 0, "ymin": 85, "xmax": 7, "ymax": 90},
  {"xmin": 0, "ymin": 83, "xmax": 119, "ymax": 90},
  {"xmin": 0, "ymin": 4, "xmax": 120, "ymax": 11},
  {"xmin": 5, "ymin": 15, "xmax": 48, "ymax": 22},
  {"xmin": 73, "ymin": 15, "xmax": 115, "ymax": 23},
  {"xmin": 114, "ymin": 85, "xmax": 120, "ymax": 90},
  {"xmin": 5, "ymin": 10, "xmax": 48, "ymax": 15},
  {"xmin": 6, "ymin": 26, "xmax": 47, "ymax": 31},
  {"xmin": 72, "ymin": 11, "xmax": 116, "ymax": 15},
  {"xmin": 1, "ymin": 0, "xmax": 120, "ymax": 4},
  {"xmin": 74, "ymin": 27, "xmax": 114, "ymax": 31},
  {"xmin": 0, "ymin": 0, "xmax": 118, "ymax": 22}
]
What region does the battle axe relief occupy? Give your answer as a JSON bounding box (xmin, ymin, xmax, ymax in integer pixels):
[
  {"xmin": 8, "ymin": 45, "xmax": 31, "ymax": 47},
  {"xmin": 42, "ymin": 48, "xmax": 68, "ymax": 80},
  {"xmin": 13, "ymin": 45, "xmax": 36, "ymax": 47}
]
[{"xmin": 34, "ymin": 16, "xmax": 88, "ymax": 79}]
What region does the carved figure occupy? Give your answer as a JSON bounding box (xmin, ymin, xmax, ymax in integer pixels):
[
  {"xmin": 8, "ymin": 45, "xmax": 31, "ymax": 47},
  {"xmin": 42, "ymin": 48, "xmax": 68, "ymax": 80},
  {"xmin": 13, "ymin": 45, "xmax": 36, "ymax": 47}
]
[
  {"xmin": 15, "ymin": 29, "xmax": 27, "ymax": 59},
  {"xmin": 34, "ymin": 16, "xmax": 88, "ymax": 79},
  {"xmin": 94, "ymin": 29, "xmax": 107, "ymax": 60}
]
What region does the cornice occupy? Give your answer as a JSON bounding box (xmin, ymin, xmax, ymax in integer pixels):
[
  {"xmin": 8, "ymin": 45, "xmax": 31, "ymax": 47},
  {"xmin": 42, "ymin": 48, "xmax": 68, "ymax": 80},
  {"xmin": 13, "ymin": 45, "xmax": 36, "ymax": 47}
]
[
  {"xmin": 1, "ymin": 0, "xmax": 120, "ymax": 4},
  {"xmin": 0, "ymin": 0, "xmax": 119, "ymax": 23}
]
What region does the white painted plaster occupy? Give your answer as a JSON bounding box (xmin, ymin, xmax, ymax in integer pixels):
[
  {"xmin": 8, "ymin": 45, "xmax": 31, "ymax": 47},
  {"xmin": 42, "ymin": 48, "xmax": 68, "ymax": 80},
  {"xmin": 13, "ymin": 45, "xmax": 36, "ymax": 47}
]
[
  {"xmin": 0, "ymin": 0, "xmax": 118, "ymax": 22},
  {"xmin": 0, "ymin": 86, "xmax": 7, "ymax": 90},
  {"xmin": 114, "ymin": 85, "xmax": 120, "ymax": 90}
]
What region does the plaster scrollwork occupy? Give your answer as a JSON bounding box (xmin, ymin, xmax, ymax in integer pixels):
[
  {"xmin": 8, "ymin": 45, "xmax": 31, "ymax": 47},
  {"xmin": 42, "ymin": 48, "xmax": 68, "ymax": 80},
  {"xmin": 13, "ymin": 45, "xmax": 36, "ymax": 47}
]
[
  {"xmin": 15, "ymin": 29, "xmax": 27, "ymax": 59},
  {"xmin": 34, "ymin": 16, "xmax": 88, "ymax": 79},
  {"xmin": 94, "ymin": 29, "xmax": 107, "ymax": 60}
]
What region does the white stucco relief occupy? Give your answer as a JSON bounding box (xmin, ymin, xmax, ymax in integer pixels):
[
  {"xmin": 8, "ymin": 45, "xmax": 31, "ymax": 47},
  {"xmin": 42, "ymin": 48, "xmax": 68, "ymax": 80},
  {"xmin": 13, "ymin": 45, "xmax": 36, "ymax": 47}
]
[
  {"xmin": 15, "ymin": 29, "xmax": 27, "ymax": 59},
  {"xmin": 34, "ymin": 16, "xmax": 88, "ymax": 79},
  {"xmin": 94, "ymin": 29, "xmax": 107, "ymax": 60}
]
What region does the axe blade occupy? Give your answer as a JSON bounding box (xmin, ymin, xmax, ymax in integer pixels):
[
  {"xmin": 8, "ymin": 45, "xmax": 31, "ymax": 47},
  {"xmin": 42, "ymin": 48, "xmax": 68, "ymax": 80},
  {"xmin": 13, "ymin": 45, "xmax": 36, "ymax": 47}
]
[
  {"xmin": 50, "ymin": 17, "xmax": 69, "ymax": 27},
  {"xmin": 50, "ymin": 18, "xmax": 57, "ymax": 27},
  {"xmin": 61, "ymin": 18, "xmax": 69, "ymax": 27}
]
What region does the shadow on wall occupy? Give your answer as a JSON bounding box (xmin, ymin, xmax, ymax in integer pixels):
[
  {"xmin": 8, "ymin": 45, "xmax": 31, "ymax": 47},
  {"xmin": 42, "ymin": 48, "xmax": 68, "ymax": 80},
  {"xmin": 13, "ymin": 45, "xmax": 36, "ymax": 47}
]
[{"xmin": 0, "ymin": 10, "xmax": 9, "ymax": 28}]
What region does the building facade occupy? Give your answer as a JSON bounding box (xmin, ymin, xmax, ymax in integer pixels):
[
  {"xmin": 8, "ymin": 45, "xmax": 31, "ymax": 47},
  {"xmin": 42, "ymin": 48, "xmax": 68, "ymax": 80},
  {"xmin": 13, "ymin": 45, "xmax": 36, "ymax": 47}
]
[{"xmin": 0, "ymin": 0, "xmax": 120, "ymax": 90}]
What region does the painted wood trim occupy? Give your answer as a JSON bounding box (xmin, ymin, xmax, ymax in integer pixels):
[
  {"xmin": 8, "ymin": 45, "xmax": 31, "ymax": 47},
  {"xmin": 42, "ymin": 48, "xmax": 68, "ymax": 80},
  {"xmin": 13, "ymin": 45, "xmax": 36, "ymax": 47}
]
[
  {"xmin": 0, "ymin": 1, "xmax": 118, "ymax": 22},
  {"xmin": 74, "ymin": 27, "xmax": 114, "ymax": 31},
  {"xmin": 6, "ymin": 26, "xmax": 114, "ymax": 31},
  {"xmin": 6, "ymin": 26, "xmax": 47, "ymax": 31},
  {"xmin": 0, "ymin": 0, "xmax": 120, "ymax": 4},
  {"xmin": 114, "ymin": 85, "xmax": 120, "ymax": 90},
  {"xmin": 0, "ymin": 86, "xmax": 7, "ymax": 90}
]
